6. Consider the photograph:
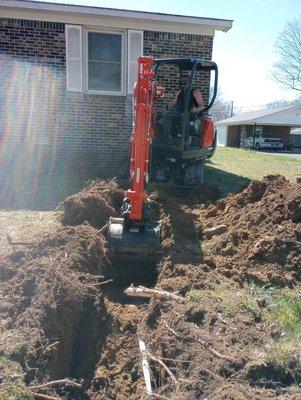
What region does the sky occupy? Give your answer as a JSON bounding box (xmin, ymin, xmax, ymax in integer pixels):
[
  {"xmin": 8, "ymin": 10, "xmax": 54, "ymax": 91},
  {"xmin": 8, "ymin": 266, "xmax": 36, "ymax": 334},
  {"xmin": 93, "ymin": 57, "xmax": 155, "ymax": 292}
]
[{"xmin": 36, "ymin": 0, "xmax": 301, "ymax": 109}]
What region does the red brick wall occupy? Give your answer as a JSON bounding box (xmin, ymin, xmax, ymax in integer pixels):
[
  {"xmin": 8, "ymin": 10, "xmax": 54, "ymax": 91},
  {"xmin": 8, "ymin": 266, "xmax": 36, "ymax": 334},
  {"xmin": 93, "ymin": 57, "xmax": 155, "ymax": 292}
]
[
  {"xmin": 144, "ymin": 30, "xmax": 213, "ymax": 105},
  {"xmin": 0, "ymin": 18, "xmax": 213, "ymax": 207}
]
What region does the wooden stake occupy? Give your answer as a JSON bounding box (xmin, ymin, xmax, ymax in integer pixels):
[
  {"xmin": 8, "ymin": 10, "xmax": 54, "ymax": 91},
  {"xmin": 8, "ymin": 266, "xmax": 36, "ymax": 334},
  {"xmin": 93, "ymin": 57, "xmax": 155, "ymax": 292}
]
[{"xmin": 138, "ymin": 339, "xmax": 153, "ymax": 396}]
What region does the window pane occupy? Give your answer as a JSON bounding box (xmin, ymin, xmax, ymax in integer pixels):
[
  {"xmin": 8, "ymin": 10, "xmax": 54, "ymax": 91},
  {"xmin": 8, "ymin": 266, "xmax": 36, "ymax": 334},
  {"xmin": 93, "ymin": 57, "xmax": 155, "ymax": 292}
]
[
  {"xmin": 88, "ymin": 32, "xmax": 121, "ymax": 62},
  {"xmin": 89, "ymin": 61, "xmax": 121, "ymax": 91}
]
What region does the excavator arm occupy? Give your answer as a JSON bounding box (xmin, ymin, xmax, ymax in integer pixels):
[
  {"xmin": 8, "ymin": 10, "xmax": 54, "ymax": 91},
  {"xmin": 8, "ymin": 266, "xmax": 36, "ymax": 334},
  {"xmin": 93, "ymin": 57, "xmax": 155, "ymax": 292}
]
[
  {"xmin": 107, "ymin": 56, "xmax": 161, "ymax": 261},
  {"xmin": 126, "ymin": 56, "xmax": 155, "ymax": 222}
]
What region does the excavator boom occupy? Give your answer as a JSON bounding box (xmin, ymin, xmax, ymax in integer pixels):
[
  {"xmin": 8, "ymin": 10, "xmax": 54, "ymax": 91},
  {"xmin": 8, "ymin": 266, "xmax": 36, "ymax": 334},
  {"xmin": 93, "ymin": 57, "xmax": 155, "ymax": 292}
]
[{"xmin": 108, "ymin": 56, "xmax": 161, "ymax": 261}]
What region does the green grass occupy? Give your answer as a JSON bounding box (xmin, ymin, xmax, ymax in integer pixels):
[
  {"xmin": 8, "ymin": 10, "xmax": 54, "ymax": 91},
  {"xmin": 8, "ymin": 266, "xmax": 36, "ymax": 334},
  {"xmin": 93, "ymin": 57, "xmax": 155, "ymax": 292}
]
[
  {"xmin": 186, "ymin": 289, "xmax": 204, "ymax": 303},
  {"xmin": 0, "ymin": 356, "xmax": 33, "ymax": 400},
  {"xmin": 264, "ymin": 290, "xmax": 301, "ymax": 368},
  {"xmin": 204, "ymin": 147, "xmax": 301, "ymax": 196},
  {"xmin": 211, "ymin": 281, "xmax": 261, "ymax": 317},
  {"xmin": 214, "ymin": 282, "xmax": 301, "ymax": 371}
]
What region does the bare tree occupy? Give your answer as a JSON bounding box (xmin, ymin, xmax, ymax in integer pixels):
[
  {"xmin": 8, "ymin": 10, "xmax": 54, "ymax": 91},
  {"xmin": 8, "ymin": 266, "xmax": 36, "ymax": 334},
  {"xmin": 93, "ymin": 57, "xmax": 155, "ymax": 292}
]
[
  {"xmin": 210, "ymin": 90, "xmax": 233, "ymax": 122},
  {"xmin": 271, "ymin": 18, "xmax": 301, "ymax": 91},
  {"xmin": 264, "ymin": 95, "xmax": 301, "ymax": 109}
]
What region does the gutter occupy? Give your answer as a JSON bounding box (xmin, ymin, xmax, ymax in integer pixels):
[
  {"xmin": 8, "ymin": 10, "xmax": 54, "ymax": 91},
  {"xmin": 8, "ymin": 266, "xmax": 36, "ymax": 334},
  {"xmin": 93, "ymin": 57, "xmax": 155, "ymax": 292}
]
[{"xmin": 0, "ymin": 0, "xmax": 233, "ymax": 32}]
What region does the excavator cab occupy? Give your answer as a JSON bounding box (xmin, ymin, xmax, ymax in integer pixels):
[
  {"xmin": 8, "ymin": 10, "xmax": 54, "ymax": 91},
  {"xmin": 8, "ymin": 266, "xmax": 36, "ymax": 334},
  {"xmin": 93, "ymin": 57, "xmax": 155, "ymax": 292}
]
[{"xmin": 151, "ymin": 58, "xmax": 218, "ymax": 187}]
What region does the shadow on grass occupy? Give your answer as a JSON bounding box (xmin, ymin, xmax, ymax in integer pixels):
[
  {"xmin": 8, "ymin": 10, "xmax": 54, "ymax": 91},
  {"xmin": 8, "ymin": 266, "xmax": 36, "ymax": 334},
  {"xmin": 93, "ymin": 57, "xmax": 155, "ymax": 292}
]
[
  {"xmin": 0, "ymin": 159, "xmax": 252, "ymax": 210},
  {"xmin": 0, "ymin": 169, "xmax": 90, "ymax": 211},
  {"xmin": 204, "ymin": 162, "xmax": 251, "ymax": 198}
]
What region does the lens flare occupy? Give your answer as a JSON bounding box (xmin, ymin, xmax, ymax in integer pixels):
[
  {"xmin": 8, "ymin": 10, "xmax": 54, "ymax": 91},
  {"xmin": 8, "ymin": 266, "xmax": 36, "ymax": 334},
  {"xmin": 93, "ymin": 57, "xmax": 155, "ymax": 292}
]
[{"xmin": 0, "ymin": 55, "xmax": 61, "ymax": 208}]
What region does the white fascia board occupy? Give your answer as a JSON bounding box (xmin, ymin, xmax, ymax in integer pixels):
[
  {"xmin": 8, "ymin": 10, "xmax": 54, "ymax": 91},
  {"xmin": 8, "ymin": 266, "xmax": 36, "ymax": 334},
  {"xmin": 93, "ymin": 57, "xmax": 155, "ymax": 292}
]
[
  {"xmin": 0, "ymin": 9, "xmax": 215, "ymax": 35},
  {"xmin": 217, "ymin": 121, "xmax": 301, "ymax": 127},
  {"xmin": 0, "ymin": 0, "xmax": 233, "ymax": 35}
]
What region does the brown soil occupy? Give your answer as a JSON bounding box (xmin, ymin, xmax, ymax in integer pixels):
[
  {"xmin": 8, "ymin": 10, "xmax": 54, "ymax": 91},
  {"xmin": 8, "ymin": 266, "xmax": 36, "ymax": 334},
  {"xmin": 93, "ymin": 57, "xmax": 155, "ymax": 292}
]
[
  {"xmin": 60, "ymin": 179, "xmax": 124, "ymax": 228},
  {"xmin": 0, "ymin": 225, "xmax": 108, "ymax": 384},
  {"xmin": 0, "ymin": 175, "xmax": 300, "ymax": 399},
  {"xmin": 146, "ymin": 175, "xmax": 301, "ymax": 400},
  {"xmin": 195, "ymin": 175, "xmax": 301, "ymax": 286}
]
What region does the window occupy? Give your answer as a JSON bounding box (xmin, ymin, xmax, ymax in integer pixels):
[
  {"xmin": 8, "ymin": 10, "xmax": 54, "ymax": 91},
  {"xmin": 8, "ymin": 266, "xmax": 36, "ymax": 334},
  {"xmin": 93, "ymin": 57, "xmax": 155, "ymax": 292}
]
[
  {"xmin": 87, "ymin": 31, "xmax": 123, "ymax": 93},
  {"xmin": 65, "ymin": 26, "xmax": 143, "ymax": 95}
]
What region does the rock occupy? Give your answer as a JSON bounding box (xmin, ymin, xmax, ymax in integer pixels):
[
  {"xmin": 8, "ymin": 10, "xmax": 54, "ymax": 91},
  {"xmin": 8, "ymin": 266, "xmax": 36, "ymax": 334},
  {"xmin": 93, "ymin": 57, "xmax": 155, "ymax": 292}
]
[
  {"xmin": 204, "ymin": 224, "xmax": 227, "ymax": 239},
  {"xmin": 221, "ymin": 245, "xmax": 237, "ymax": 256}
]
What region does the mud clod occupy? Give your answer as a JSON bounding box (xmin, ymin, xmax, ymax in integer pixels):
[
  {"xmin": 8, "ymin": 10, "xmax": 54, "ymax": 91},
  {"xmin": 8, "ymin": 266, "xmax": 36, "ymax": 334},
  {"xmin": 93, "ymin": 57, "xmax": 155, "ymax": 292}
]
[{"xmin": 204, "ymin": 224, "xmax": 228, "ymax": 238}]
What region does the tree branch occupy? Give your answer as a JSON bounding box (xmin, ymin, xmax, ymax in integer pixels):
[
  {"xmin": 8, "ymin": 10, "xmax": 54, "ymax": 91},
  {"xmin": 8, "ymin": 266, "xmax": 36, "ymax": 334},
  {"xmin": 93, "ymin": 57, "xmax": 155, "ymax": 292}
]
[
  {"xmin": 125, "ymin": 285, "xmax": 185, "ymax": 303},
  {"xmin": 147, "ymin": 353, "xmax": 178, "ymax": 383},
  {"xmin": 29, "ymin": 378, "xmax": 82, "ymax": 390}
]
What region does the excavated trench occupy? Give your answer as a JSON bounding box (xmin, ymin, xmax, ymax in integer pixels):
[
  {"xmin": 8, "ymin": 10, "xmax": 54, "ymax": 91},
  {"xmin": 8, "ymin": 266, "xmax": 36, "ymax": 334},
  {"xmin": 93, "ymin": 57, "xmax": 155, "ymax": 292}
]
[
  {"xmin": 49, "ymin": 261, "xmax": 159, "ymax": 400},
  {"xmin": 35, "ymin": 180, "xmax": 161, "ymax": 398},
  {"xmin": 1, "ymin": 176, "xmax": 300, "ymax": 400},
  {"xmin": 47, "ymin": 297, "xmax": 108, "ymax": 400}
]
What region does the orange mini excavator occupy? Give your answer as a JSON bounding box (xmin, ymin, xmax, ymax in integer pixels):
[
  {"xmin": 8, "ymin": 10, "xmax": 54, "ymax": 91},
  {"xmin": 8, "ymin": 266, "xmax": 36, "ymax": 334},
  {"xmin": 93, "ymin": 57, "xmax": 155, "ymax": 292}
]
[{"xmin": 108, "ymin": 56, "xmax": 218, "ymax": 260}]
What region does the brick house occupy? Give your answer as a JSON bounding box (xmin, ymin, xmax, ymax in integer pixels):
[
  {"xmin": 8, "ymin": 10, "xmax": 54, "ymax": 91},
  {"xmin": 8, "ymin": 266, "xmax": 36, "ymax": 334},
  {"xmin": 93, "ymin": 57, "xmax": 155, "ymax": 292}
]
[{"xmin": 0, "ymin": 0, "xmax": 232, "ymax": 208}]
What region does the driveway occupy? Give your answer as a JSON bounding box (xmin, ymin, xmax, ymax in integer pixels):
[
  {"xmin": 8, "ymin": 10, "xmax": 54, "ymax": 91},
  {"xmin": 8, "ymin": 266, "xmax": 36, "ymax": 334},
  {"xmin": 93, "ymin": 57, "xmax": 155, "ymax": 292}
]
[{"xmin": 255, "ymin": 150, "xmax": 301, "ymax": 160}]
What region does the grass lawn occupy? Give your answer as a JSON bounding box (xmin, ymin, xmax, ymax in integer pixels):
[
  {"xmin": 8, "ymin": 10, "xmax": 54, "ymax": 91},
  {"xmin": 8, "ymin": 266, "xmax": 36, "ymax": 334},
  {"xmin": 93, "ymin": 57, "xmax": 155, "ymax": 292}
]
[
  {"xmin": 0, "ymin": 210, "xmax": 60, "ymax": 251},
  {"xmin": 204, "ymin": 147, "xmax": 301, "ymax": 196}
]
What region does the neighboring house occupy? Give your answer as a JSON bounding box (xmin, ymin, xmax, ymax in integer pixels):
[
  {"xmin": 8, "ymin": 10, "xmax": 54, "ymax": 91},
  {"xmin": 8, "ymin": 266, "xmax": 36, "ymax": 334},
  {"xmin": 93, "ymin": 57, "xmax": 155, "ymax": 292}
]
[
  {"xmin": 216, "ymin": 105, "xmax": 301, "ymax": 149},
  {"xmin": 0, "ymin": 0, "xmax": 232, "ymax": 178}
]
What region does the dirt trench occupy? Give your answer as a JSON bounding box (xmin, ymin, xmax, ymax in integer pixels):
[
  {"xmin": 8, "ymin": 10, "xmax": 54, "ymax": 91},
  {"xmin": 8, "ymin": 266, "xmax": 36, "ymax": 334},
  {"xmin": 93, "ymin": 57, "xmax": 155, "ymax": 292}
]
[
  {"xmin": 0, "ymin": 176, "xmax": 300, "ymax": 400},
  {"xmin": 0, "ymin": 224, "xmax": 158, "ymax": 400}
]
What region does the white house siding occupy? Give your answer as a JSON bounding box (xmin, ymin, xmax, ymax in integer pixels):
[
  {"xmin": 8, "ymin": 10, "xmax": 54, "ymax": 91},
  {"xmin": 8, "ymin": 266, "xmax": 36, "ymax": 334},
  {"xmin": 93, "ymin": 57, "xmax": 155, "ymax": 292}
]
[
  {"xmin": 257, "ymin": 107, "xmax": 301, "ymax": 126},
  {"xmin": 216, "ymin": 125, "xmax": 228, "ymax": 146}
]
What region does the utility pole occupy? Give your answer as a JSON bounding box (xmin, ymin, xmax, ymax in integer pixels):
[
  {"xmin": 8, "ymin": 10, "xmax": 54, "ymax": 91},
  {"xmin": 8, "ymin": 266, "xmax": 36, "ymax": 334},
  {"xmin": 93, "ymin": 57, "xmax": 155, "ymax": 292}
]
[{"xmin": 230, "ymin": 101, "xmax": 234, "ymax": 117}]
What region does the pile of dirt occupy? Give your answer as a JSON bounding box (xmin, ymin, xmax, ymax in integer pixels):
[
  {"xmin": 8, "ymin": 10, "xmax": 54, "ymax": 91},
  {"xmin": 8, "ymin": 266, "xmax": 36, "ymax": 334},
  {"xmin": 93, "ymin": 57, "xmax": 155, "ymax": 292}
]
[
  {"xmin": 0, "ymin": 175, "xmax": 300, "ymax": 400},
  {"xmin": 60, "ymin": 179, "xmax": 124, "ymax": 228},
  {"xmin": 195, "ymin": 175, "xmax": 301, "ymax": 286},
  {"xmin": 139, "ymin": 277, "xmax": 301, "ymax": 400}
]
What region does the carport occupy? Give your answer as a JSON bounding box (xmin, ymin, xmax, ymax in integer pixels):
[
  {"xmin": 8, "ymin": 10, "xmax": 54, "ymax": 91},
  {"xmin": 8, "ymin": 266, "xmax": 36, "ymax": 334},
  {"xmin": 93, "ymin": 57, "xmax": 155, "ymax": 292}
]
[
  {"xmin": 290, "ymin": 127, "xmax": 301, "ymax": 148},
  {"xmin": 216, "ymin": 105, "xmax": 301, "ymax": 148}
]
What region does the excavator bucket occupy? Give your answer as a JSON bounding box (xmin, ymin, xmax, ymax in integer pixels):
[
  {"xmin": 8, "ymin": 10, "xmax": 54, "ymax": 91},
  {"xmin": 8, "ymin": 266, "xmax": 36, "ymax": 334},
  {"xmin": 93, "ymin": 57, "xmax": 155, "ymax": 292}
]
[{"xmin": 108, "ymin": 217, "xmax": 161, "ymax": 262}]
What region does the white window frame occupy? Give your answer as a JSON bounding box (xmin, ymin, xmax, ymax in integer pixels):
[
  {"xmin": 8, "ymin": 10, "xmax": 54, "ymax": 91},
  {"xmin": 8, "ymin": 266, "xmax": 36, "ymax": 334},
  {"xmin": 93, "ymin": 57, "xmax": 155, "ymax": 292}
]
[
  {"xmin": 84, "ymin": 27, "xmax": 126, "ymax": 96},
  {"xmin": 127, "ymin": 30, "xmax": 144, "ymax": 94}
]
